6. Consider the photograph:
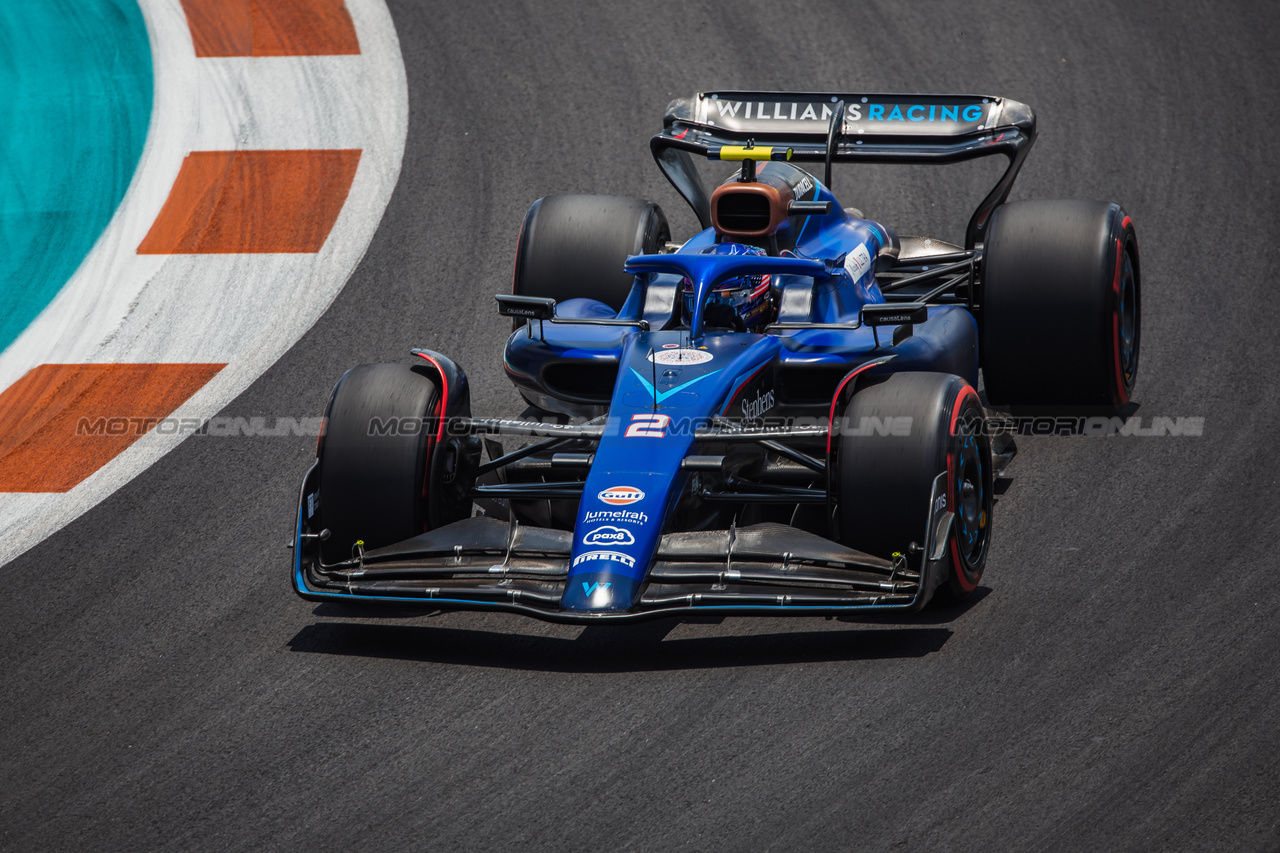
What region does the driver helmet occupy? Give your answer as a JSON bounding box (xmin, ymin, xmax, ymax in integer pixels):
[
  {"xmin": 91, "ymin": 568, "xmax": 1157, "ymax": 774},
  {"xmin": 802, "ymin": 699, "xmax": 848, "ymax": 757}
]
[{"xmin": 682, "ymin": 242, "xmax": 774, "ymax": 330}]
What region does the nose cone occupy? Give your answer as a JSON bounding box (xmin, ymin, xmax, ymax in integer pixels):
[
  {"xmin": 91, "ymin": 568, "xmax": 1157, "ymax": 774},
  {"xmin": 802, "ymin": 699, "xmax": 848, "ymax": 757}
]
[{"xmin": 560, "ymin": 573, "xmax": 643, "ymax": 613}]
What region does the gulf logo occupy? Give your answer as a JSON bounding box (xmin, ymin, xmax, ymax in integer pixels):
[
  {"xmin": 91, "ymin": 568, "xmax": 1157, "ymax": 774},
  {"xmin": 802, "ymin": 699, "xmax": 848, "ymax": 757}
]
[{"xmin": 598, "ymin": 485, "xmax": 645, "ymax": 506}]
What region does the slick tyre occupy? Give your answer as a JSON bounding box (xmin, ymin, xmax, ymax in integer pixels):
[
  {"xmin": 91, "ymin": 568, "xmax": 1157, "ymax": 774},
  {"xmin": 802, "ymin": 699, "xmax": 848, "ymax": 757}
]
[
  {"xmin": 316, "ymin": 362, "xmax": 459, "ymax": 564},
  {"xmin": 512, "ymin": 194, "xmax": 670, "ymax": 321},
  {"xmin": 837, "ymin": 372, "xmax": 993, "ymax": 602},
  {"xmin": 982, "ymin": 200, "xmax": 1140, "ymax": 411}
]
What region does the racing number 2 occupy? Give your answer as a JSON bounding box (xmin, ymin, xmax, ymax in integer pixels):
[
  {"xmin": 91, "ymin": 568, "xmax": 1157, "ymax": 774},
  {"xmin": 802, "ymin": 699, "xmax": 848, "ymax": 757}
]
[{"xmin": 625, "ymin": 413, "xmax": 670, "ymax": 438}]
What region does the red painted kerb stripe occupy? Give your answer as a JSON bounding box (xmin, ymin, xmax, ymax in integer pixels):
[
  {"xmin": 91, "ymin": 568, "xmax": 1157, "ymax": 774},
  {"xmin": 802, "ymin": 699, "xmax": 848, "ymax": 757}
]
[
  {"xmin": 179, "ymin": 0, "xmax": 360, "ymax": 57},
  {"xmin": 0, "ymin": 364, "xmax": 225, "ymax": 492},
  {"xmin": 137, "ymin": 150, "xmax": 361, "ymax": 255}
]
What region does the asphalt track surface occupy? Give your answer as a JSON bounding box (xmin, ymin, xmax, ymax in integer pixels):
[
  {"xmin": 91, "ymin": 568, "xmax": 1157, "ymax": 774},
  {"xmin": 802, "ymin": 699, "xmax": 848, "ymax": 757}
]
[{"xmin": 4, "ymin": 1, "xmax": 1279, "ymax": 850}]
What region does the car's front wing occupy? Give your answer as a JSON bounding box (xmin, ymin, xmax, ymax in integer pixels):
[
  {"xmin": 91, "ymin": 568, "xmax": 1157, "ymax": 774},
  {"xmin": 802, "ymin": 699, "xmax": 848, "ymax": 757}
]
[{"xmin": 291, "ymin": 464, "xmax": 957, "ymax": 623}]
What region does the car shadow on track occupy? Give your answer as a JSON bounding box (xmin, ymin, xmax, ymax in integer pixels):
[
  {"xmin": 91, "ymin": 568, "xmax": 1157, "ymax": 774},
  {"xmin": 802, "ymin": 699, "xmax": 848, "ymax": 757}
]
[{"xmin": 284, "ymin": 600, "xmax": 979, "ymax": 672}]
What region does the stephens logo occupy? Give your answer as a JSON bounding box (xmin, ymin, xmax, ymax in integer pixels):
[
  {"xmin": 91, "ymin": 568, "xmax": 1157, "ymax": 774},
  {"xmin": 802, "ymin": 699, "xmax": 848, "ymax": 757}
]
[
  {"xmin": 583, "ymin": 525, "xmax": 635, "ymax": 546},
  {"xmin": 571, "ymin": 551, "xmax": 637, "ymax": 569},
  {"xmin": 598, "ymin": 486, "xmax": 644, "ymax": 506},
  {"xmin": 741, "ymin": 388, "xmax": 776, "ymax": 421}
]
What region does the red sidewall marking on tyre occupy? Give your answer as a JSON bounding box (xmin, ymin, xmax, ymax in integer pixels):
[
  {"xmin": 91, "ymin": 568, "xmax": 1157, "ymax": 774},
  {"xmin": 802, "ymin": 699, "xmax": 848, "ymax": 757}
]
[
  {"xmin": 1112, "ymin": 236, "xmax": 1128, "ymax": 405},
  {"xmin": 947, "ymin": 383, "xmax": 980, "ymax": 592},
  {"xmin": 411, "ymin": 352, "xmax": 449, "ymax": 445},
  {"xmin": 410, "ymin": 351, "xmax": 449, "ymax": 510}
]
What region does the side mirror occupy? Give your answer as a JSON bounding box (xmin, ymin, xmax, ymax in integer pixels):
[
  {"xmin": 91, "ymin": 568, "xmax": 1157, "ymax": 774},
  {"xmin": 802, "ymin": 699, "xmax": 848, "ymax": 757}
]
[
  {"xmin": 862, "ymin": 302, "xmax": 927, "ymax": 348},
  {"xmin": 861, "ymin": 303, "xmax": 927, "ymax": 327},
  {"xmin": 495, "ymin": 294, "xmax": 556, "ymax": 321}
]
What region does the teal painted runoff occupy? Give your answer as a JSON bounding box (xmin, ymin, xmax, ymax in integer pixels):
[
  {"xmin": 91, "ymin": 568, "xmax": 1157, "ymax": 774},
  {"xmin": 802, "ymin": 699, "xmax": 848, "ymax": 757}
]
[{"xmin": 0, "ymin": 0, "xmax": 152, "ymax": 354}]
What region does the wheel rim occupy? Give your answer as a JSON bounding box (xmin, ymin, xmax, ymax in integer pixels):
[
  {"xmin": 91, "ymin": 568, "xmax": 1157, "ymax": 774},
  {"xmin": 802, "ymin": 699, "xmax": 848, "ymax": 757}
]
[
  {"xmin": 1118, "ymin": 251, "xmax": 1138, "ymax": 388},
  {"xmin": 952, "ymin": 414, "xmax": 990, "ymax": 568}
]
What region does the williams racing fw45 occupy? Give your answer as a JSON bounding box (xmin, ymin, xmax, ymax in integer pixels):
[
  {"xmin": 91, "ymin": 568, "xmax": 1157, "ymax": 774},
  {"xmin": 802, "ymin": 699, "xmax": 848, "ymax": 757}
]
[{"xmin": 292, "ymin": 91, "xmax": 1141, "ymax": 622}]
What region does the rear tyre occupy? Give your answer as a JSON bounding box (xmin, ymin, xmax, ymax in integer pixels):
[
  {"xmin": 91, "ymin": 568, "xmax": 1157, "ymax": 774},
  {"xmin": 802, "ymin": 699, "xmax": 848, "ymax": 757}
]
[
  {"xmin": 512, "ymin": 194, "xmax": 670, "ymax": 320},
  {"xmin": 837, "ymin": 372, "xmax": 992, "ymax": 602},
  {"xmin": 982, "ymin": 200, "xmax": 1139, "ymax": 410},
  {"xmin": 316, "ymin": 362, "xmax": 471, "ymax": 564}
]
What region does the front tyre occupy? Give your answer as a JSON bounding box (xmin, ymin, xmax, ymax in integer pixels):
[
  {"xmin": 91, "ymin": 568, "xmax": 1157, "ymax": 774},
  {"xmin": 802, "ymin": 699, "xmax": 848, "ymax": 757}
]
[
  {"xmin": 836, "ymin": 372, "xmax": 993, "ymax": 602},
  {"xmin": 316, "ymin": 362, "xmax": 473, "ymax": 564}
]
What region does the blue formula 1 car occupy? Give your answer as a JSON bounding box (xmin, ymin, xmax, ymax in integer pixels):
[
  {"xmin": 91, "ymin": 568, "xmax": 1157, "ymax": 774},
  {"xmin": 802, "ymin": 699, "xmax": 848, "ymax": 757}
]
[{"xmin": 292, "ymin": 90, "xmax": 1141, "ymax": 622}]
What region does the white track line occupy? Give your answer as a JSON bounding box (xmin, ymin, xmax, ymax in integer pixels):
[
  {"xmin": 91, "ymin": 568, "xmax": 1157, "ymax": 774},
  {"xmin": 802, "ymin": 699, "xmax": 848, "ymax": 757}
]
[{"xmin": 0, "ymin": 0, "xmax": 409, "ymax": 566}]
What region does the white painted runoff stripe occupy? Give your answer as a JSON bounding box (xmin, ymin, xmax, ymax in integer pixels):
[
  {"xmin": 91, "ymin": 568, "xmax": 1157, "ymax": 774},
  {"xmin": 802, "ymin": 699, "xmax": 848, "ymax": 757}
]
[{"xmin": 0, "ymin": 0, "xmax": 409, "ymax": 566}]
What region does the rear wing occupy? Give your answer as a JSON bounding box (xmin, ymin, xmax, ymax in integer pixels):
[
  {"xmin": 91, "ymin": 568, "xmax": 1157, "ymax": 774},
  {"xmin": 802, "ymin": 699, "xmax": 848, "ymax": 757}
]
[{"xmin": 650, "ymin": 91, "xmax": 1037, "ymax": 249}]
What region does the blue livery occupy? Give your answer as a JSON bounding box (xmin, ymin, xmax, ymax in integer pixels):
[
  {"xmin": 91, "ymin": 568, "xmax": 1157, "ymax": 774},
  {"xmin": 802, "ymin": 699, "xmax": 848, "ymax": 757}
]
[{"xmin": 292, "ymin": 89, "xmax": 1140, "ymax": 625}]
